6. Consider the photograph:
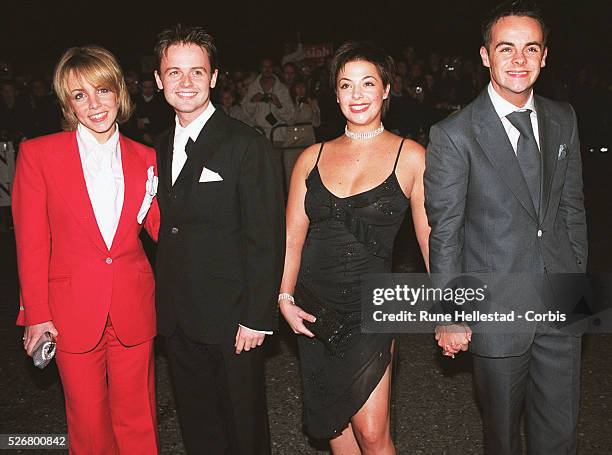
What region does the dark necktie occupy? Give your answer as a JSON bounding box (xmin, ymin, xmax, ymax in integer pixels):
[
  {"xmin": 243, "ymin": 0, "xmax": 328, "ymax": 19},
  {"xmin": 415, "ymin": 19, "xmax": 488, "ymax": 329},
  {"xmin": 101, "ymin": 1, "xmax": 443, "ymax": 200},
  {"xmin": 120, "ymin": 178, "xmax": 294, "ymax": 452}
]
[
  {"xmin": 185, "ymin": 137, "xmax": 195, "ymax": 157},
  {"xmin": 506, "ymin": 110, "xmax": 541, "ymax": 214}
]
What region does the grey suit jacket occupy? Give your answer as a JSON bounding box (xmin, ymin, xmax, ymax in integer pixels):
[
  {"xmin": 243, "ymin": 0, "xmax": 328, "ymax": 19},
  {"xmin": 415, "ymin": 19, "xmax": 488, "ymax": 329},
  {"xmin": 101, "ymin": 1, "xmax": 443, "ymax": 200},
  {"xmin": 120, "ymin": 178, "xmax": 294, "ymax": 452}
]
[{"xmin": 424, "ymin": 88, "xmax": 587, "ymax": 357}]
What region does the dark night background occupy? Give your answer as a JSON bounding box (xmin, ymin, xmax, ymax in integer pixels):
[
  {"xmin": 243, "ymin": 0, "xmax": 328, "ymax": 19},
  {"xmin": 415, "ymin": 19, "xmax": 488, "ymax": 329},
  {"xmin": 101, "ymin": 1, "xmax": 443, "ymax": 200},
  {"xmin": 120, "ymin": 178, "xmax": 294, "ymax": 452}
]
[
  {"xmin": 2, "ymin": 0, "xmax": 610, "ymax": 74},
  {"xmin": 1, "ymin": 1, "xmax": 611, "ymax": 453}
]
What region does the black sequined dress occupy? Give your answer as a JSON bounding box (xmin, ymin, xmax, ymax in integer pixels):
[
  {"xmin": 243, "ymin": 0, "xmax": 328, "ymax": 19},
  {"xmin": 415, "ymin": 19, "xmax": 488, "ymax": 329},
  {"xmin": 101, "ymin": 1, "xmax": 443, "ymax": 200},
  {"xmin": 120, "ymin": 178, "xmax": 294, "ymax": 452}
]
[{"xmin": 297, "ymin": 140, "xmax": 410, "ymax": 439}]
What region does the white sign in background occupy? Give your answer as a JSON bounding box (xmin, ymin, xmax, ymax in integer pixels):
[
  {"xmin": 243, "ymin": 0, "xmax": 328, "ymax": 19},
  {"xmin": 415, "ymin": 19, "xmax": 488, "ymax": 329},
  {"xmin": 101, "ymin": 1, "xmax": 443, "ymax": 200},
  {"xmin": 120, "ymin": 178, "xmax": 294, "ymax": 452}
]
[{"xmin": 0, "ymin": 141, "xmax": 15, "ymax": 207}]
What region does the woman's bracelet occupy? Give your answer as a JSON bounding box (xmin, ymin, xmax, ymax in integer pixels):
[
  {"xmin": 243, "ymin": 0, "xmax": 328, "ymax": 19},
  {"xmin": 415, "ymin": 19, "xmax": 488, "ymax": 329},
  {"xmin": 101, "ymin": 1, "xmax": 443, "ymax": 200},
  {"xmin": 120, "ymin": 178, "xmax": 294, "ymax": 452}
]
[{"xmin": 278, "ymin": 293, "xmax": 295, "ymax": 304}]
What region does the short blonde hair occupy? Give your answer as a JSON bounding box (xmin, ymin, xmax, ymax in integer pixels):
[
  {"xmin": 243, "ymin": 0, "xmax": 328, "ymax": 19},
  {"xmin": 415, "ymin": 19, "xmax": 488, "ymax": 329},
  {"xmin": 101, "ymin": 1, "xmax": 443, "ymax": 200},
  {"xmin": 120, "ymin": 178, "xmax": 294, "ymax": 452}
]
[{"xmin": 53, "ymin": 46, "xmax": 133, "ymax": 130}]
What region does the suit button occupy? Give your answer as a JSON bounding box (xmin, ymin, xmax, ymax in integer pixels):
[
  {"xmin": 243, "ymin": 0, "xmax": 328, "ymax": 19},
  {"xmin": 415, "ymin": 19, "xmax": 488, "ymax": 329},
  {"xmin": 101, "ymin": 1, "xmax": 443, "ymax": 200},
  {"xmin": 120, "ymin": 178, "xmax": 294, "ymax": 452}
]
[
  {"xmin": 537, "ymin": 229, "xmax": 542, "ymax": 237},
  {"xmin": 171, "ymin": 227, "xmax": 179, "ymax": 234},
  {"xmin": 577, "ymin": 259, "xmax": 582, "ymax": 265},
  {"xmin": 105, "ymin": 257, "xmax": 113, "ymax": 264}
]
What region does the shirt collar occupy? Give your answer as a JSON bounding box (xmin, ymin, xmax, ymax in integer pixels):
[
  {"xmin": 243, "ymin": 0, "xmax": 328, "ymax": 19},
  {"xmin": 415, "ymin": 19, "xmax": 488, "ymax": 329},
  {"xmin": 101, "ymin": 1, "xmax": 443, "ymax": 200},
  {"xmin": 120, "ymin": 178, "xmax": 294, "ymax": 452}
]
[
  {"xmin": 487, "ymin": 82, "xmax": 536, "ymax": 119},
  {"xmin": 174, "ymin": 102, "xmax": 216, "ymax": 143},
  {"xmin": 77, "ymin": 123, "xmax": 120, "ymax": 158}
]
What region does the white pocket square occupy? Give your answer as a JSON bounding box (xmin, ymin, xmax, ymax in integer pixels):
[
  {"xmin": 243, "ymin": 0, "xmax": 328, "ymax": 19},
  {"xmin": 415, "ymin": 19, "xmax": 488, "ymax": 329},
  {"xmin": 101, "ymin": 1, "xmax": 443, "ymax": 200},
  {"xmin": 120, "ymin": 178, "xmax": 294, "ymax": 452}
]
[
  {"xmin": 199, "ymin": 166, "xmax": 223, "ymax": 182},
  {"xmin": 558, "ymin": 144, "xmax": 568, "ymax": 160}
]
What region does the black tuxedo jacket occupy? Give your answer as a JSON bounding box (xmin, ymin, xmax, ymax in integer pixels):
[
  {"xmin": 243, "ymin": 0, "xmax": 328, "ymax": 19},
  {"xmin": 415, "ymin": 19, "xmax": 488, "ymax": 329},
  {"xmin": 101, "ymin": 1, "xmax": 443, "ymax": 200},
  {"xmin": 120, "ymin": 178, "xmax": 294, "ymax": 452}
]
[
  {"xmin": 155, "ymin": 109, "xmax": 285, "ymax": 344},
  {"xmin": 425, "ymin": 89, "xmax": 588, "ymax": 357}
]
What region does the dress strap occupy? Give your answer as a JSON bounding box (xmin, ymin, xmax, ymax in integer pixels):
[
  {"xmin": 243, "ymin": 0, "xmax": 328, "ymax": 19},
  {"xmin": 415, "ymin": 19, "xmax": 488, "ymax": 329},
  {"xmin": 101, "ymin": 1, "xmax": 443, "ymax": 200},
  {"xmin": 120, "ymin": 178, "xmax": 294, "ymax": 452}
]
[
  {"xmin": 315, "ymin": 142, "xmax": 325, "ymax": 166},
  {"xmin": 306, "ymin": 142, "xmax": 325, "ymax": 179},
  {"xmin": 392, "ymin": 139, "xmax": 406, "ymax": 173}
]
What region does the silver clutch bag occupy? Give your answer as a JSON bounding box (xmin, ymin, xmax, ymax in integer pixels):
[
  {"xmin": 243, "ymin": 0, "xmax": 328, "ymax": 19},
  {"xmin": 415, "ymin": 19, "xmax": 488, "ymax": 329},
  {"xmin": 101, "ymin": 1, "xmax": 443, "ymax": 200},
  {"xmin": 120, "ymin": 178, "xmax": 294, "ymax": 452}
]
[{"xmin": 32, "ymin": 332, "xmax": 56, "ymax": 369}]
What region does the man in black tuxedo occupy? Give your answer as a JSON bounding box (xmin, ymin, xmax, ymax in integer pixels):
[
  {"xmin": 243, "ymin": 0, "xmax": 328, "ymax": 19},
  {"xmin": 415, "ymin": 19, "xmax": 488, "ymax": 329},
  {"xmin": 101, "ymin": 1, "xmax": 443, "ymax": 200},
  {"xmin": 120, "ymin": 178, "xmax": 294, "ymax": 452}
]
[
  {"xmin": 153, "ymin": 25, "xmax": 285, "ymax": 454},
  {"xmin": 425, "ymin": 2, "xmax": 587, "ymax": 454}
]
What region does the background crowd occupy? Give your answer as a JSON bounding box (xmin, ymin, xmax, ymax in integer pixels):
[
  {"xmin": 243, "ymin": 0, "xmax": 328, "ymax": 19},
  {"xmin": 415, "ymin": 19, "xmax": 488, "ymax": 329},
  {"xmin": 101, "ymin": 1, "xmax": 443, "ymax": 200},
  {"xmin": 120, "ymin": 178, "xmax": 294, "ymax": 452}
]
[
  {"xmin": 1, "ymin": 39, "xmax": 609, "ymax": 238},
  {"xmin": 2, "ymin": 3, "xmax": 612, "ymax": 452},
  {"xmin": 1, "ymin": 41, "xmax": 609, "ymax": 151}
]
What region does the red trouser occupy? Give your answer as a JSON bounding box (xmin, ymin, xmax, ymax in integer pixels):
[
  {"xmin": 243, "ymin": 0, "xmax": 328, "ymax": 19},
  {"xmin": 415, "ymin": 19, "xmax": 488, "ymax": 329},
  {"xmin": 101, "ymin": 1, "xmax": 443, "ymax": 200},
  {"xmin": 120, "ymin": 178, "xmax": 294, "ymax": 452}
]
[{"xmin": 55, "ymin": 324, "xmax": 158, "ymax": 454}]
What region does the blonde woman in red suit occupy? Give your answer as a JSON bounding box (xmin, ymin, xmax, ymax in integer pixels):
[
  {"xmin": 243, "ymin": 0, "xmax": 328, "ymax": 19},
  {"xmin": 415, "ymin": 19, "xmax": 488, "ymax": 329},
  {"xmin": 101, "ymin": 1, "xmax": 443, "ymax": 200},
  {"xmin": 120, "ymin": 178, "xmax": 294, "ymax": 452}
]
[{"xmin": 13, "ymin": 46, "xmax": 160, "ymax": 454}]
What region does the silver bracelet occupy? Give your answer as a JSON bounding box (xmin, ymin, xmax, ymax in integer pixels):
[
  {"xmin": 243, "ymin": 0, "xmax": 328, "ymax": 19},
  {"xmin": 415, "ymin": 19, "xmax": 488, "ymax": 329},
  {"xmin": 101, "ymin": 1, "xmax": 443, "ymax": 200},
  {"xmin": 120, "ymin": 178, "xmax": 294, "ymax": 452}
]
[{"xmin": 278, "ymin": 293, "xmax": 295, "ymax": 304}]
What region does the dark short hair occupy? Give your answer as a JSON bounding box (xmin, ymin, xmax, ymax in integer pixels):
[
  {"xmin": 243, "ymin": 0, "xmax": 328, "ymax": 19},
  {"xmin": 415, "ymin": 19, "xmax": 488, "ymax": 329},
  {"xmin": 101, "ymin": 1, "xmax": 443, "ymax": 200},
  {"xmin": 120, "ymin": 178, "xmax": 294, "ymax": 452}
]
[
  {"xmin": 260, "ymin": 57, "xmax": 275, "ymax": 69},
  {"xmin": 289, "ymin": 79, "xmax": 310, "ymax": 103},
  {"xmin": 154, "ymin": 24, "xmax": 218, "ymax": 71},
  {"xmin": 482, "ymin": 0, "xmax": 549, "ymax": 50},
  {"xmin": 329, "ymin": 41, "xmax": 395, "ymax": 116}
]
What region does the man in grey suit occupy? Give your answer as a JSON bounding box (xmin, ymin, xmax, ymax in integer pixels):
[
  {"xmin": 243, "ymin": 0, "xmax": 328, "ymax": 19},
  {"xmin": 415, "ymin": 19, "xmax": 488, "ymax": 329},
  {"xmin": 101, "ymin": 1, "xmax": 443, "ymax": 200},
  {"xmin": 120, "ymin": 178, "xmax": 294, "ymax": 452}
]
[{"xmin": 424, "ymin": 1, "xmax": 587, "ymax": 454}]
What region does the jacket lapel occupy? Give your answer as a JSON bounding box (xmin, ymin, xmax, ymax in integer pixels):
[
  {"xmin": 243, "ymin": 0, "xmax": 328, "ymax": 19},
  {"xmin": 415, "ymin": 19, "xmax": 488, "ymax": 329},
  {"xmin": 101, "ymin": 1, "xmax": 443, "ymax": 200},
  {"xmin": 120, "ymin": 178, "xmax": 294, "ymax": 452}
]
[
  {"xmin": 47, "ymin": 132, "xmax": 109, "ymax": 253},
  {"xmin": 534, "ymin": 96, "xmax": 560, "ymax": 224},
  {"xmin": 110, "ymin": 135, "xmax": 140, "ymax": 252},
  {"xmin": 171, "ymin": 109, "xmax": 227, "ymax": 191},
  {"xmin": 473, "ymin": 90, "xmax": 539, "ymax": 222},
  {"xmin": 158, "ymin": 128, "xmax": 174, "ymax": 194}
]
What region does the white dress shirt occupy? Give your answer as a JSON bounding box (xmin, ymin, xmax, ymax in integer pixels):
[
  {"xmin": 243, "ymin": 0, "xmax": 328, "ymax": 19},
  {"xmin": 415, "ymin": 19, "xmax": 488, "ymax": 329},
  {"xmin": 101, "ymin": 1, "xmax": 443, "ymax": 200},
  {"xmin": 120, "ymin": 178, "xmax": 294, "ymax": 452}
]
[
  {"xmin": 77, "ymin": 123, "xmax": 123, "ymax": 250},
  {"xmin": 170, "ymin": 104, "xmax": 271, "ymax": 335},
  {"xmin": 487, "ymin": 83, "xmax": 541, "ymax": 153},
  {"xmin": 171, "ymin": 103, "xmax": 216, "ymax": 185}
]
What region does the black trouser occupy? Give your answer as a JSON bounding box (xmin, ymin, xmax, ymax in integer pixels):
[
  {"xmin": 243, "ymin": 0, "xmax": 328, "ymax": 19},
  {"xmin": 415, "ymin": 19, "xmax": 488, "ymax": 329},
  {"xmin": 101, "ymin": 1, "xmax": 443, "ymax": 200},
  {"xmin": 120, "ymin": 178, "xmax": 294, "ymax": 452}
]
[
  {"xmin": 166, "ymin": 327, "xmax": 271, "ymax": 455},
  {"xmin": 473, "ymin": 330, "xmax": 582, "ymax": 455}
]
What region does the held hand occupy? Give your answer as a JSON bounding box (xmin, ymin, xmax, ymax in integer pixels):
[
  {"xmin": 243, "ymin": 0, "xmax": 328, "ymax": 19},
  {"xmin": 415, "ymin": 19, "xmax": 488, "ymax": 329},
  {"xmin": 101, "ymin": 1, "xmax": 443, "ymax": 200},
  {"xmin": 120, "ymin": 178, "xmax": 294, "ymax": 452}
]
[
  {"xmin": 234, "ymin": 325, "xmax": 265, "ymax": 355},
  {"xmin": 435, "ymin": 324, "xmax": 472, "ymax": 357},
  {"xmin": 251, "ymin": 93, "xmax": 265, "ymax": 103},
  {"xmin": 279, "ymin": 300, "xmax": 316, "ymax": 338},
  {"xmin": 24, "ymin": 321, "xmax": 58, "ymax": 357}
]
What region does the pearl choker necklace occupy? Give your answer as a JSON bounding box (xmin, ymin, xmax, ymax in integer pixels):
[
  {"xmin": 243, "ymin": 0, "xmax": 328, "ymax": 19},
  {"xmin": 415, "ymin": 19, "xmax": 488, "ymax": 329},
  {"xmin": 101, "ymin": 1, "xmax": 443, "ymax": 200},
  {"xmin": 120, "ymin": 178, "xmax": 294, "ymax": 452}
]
[{"xmin": 345, "ymin": 123, "xmax": 384, "ymax": 140}]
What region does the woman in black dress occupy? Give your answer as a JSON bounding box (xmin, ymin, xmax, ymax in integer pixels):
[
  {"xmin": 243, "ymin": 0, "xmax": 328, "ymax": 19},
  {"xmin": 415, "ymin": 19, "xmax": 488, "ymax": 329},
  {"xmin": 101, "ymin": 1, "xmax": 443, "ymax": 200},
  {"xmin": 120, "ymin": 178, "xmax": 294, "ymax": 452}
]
[{"xmin": 279, "ymin": 42, "xmax": 430, "ymax": 454}]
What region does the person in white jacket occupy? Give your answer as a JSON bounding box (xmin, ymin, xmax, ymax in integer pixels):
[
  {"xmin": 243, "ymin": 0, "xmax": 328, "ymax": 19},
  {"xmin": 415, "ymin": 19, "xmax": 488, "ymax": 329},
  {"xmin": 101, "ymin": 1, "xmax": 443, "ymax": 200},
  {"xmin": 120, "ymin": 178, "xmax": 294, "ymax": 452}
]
[{"xmin": 242, "ymin": 58, "xmax": 294, "ymax": 142}]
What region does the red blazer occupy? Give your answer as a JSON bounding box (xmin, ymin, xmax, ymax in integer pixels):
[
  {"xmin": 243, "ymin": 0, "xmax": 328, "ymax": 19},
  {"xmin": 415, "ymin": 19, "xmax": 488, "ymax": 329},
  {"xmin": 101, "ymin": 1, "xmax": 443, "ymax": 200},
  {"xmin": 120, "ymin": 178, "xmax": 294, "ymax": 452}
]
[{"xmin": 13, "ymin": 131, "xmax": 160, "ymax": 353}]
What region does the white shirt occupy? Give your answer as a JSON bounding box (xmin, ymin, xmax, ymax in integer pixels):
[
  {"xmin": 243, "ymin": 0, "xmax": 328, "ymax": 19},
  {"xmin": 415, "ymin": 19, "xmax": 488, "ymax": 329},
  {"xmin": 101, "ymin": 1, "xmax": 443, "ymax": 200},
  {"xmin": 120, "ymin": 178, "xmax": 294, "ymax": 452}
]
[
  {"xmin": 172, "ymin": 102, "xmax": 216, "ymax": 185},
  {"xmin": 77, "ymin": 123, "xmax": 123, "ymax": 250},
  {"xmin": 170, "ymin": 104, "xmax": 271, "ymax": 335},
  {"xmin": 487, "ymin": 83, "xmax": 541, "ymax": 153}
]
